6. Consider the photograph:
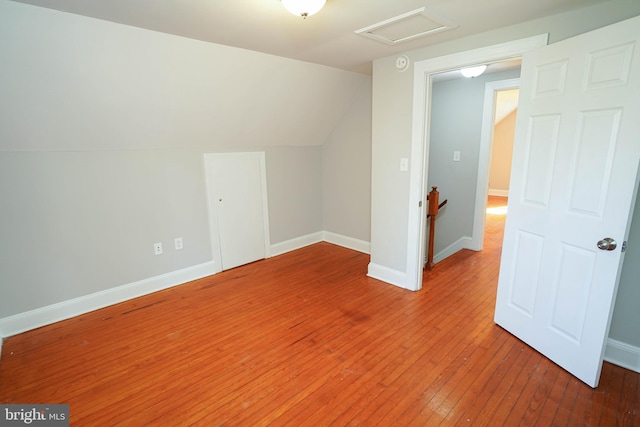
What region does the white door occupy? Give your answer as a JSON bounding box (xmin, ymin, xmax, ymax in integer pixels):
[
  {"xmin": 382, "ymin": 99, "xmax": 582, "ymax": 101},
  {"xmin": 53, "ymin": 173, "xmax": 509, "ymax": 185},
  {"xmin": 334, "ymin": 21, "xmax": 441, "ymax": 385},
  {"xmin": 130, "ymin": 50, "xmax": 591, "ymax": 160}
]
[
  {"xmin": 494, "ymin": 15, "xmax": 640, "ymax": 387},
  {"xmin": 205, "ymin": 152, "xmax": 269, "ymax": 271}
]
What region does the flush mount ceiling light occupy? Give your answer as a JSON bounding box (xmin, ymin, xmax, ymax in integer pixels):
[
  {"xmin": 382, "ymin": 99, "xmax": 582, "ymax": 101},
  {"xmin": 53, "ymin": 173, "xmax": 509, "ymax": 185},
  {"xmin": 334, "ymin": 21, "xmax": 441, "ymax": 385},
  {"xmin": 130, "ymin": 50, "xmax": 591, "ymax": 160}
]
[
  {"xmin": 282, "ymin": 0, "xmax": 326, "ymax": 18},
  {"xmin": 460, "ymin": 65, "xmax": 488, "ymax": 78}
]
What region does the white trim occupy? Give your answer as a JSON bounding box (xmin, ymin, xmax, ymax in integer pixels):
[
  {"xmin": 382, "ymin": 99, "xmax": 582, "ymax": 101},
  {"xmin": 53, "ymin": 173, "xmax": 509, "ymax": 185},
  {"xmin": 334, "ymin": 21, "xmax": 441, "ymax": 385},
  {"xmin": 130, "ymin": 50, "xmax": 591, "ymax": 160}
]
[
  {"xmin": 0, "ymin": 261, "xmax": 216, "ymax": 339},
  {"xmin": 367, "ymin": 262, "xmax": 409, "ymax": 290},
  {"xmin": 604, "ymin": 338, "xmax": 640, "ymax": 373},
  {"xmin": 323, "ymin": 231, "xmax": 371, "ymax": 254},
  {"xmin": 406, "ymin": 34, "xmax": 549, "ymax": 292},
  {"xmin": 433, "ymin": 236, "xmax": 474, "ymax": 264},
  {"xmin": 270, "ymin": 232, "xmax": 324, "ymax": 257},
  {"xmin": 258, "ymin": 154, "xmax": 272, "ymax": 259},
  {"xmin": 488, "ymin": 189, "xmax": 510, "ymax": 197},
  {"xmin": 0, "ymin": 232, "xmax": 370, "ymax": 341},
  {"xmin": 471, "ymin": 78, "xmax": 520, "ymax": 251},
  {"xmin": 270, "ymin": 231, "xmax": 371, "ymax": 257}
]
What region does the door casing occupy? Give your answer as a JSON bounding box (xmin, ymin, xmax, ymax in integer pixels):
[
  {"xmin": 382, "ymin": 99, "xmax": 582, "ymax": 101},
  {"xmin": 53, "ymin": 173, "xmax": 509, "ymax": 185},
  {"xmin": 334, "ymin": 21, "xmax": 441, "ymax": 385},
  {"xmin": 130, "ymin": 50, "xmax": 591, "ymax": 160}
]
[{"xmin": 407, "ymin": 34, "xmax": 549, "ymax": 291}]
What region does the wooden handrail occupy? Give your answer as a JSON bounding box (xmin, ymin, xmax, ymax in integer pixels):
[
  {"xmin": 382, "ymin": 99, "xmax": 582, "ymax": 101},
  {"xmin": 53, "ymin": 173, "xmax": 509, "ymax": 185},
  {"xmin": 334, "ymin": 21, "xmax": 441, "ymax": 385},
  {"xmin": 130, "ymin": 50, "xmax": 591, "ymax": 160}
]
[{"xmin": 426, "ymin": 186, "xmax": 447, "ymax": 271}]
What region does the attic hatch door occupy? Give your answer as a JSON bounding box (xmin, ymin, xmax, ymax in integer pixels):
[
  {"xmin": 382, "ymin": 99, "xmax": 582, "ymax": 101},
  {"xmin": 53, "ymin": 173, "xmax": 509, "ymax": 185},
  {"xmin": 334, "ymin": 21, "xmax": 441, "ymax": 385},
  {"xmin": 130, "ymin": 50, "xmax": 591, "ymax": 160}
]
[
  {"xmin": 494, "ymin": 15, "xmax": 640, "ymax": 388},
  {"xmin": 205, "ymin": 152, "xmax": 269, "ymax": 271}
]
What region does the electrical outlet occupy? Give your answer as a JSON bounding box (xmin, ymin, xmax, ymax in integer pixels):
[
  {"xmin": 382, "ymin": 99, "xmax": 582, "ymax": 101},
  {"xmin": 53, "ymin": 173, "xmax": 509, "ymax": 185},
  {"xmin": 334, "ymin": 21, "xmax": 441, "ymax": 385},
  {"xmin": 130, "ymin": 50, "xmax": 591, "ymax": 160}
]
[
  {"xmin": 154, "ymin": 242, "xmax": 163, "ymax": 255},
  {"xmin": 174, "ymin": 237, "xmax": 183, "ymax": 250},
  {"xmin": 453, "ymin": 151, "xmax": 461, "ymax": 162}
]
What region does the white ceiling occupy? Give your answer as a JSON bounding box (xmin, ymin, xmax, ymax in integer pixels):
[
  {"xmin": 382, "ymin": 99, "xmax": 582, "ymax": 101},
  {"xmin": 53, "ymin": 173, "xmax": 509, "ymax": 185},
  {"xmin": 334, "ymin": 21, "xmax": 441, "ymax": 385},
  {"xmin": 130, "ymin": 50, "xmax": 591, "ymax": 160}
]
[{"xmin": 10, "ymin": 0, "xmax": 610, "ymax": 75}]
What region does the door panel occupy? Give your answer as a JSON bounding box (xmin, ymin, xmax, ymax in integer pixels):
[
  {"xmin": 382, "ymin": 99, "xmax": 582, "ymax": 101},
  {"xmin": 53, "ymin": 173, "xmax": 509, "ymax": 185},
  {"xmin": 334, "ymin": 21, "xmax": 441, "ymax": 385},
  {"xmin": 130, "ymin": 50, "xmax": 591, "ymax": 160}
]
[
  {"xmin": 494, "ymin": 16, "xmax": 640, "ymax": 387},
  {"xmin": 206, "ymin": 152, "xmax": 268, "ymax": 271}
]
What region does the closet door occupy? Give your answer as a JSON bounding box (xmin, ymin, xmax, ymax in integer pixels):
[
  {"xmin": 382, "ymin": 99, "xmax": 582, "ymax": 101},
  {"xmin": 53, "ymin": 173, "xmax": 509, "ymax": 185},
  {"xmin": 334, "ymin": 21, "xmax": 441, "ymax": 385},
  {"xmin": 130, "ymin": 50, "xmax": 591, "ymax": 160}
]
[{"xmin": 205, "ymin": 152, "xmax": 269, "ymax": 270}]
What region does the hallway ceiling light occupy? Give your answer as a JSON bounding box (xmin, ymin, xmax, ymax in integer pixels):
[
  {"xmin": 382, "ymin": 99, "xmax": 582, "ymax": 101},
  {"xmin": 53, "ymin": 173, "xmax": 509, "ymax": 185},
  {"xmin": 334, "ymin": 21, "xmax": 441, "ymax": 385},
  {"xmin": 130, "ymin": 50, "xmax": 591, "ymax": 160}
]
[
  {"xmin": 282, "ymin": 0, "xmax": 326, "ymax": 18},
  {"xmin": 460, "ymin": 65, "xmax": 487, "ymax": 78}
]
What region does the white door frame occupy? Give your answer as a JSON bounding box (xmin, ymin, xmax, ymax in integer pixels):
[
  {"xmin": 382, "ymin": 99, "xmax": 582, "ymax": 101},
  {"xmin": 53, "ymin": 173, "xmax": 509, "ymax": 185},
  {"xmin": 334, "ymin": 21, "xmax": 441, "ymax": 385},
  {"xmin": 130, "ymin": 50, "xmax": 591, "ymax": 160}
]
[
  {"xmin": 469, "ymin": 78, "xmax": 520, "ymax": 251},
  {"xmin": 204, "ymin": 152, "xmax": 271, "ymax": 273},
  {"xmin": 405, "ymin": 34, "xmax": 548, "ymax": 291}
]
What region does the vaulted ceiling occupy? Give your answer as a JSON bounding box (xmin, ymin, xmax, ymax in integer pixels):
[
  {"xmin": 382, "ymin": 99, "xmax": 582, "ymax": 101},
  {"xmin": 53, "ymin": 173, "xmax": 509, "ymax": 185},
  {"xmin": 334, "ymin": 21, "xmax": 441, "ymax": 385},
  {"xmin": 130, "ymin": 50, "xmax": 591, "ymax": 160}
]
[{"xmin": 9, "ymin": 0, "xmax": 610, "ymax": 75}]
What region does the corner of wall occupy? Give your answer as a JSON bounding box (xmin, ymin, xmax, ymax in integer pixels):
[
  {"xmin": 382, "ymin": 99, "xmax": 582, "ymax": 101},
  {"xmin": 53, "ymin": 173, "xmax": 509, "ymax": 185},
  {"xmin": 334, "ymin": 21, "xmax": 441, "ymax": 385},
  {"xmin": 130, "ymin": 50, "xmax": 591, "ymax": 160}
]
[{"xmin": 367, "ymin": 262, "xmax": 409, "ymax": 290}]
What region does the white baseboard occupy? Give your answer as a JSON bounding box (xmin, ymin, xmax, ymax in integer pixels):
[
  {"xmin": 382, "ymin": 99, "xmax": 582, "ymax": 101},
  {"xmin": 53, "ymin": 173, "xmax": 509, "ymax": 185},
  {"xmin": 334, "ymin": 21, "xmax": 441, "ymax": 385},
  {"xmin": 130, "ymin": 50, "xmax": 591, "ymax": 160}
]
[
  {"xmin": 0, "ymin": 261, "xmax": 216, "ymax": 340},
  {"xmin": 269, "ymin": 232, "xmax": 324, "ymax": 257},
  {"xmin": 488, "ymin": 189, "xmax": 509, "ymax": 197},
  {"xmin": 0, "ymin": 232, "xmax": 370, "ymax": 345},
  {"xmin": 5, "ymin": 233, "xmax": 637, "ymax": 377},
  {"xmin": 270, "ymin": 231, "xmax": 371, "ymax": 257},
  {"xmin": 367, "ymin": 262, "xmax": 409, "ymax": 290},
  {"xmin": 604, "ymin": 338, "xmax": 640, "ymax": 373},
  {"xmin": 433, "ymin": 236, "xmax": 474, "ymax": 264},
  {"xmin": 323, "ymin": 231, "xmax": 371, "ymax": 254}
]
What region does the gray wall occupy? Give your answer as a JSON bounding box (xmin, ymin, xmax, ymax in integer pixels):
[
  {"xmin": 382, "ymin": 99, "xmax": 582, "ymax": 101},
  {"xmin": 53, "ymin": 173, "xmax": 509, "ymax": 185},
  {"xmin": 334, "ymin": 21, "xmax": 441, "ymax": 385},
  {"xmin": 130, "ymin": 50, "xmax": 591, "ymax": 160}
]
[
  {"xmin": 322, "ymin": 79, "xmax": 372, "ymax": 242},
  {"xmin": 489, "ymin": 109, "xmax": 517, "ymax": 193},
  {"xmin": 609, "ymin": 193, "xmax": 640, "ymax": 347},
  {"xmin": 371, "ymin": 1, "xmax": 640, "ymax": 346},
  {"xmin": 428, "ymin": 69, "xmax": 520, "ymax": 255},
  {"xmin": 266, "ymin": 146, "xmax": 323, "ymax": 244},
  {"xmin": 0, "ymin": 150, "xmax": 211, "ymax": 315},
  {"xmin": 0, "ymin": 1, "xmax": 372, "ymax": 319}
]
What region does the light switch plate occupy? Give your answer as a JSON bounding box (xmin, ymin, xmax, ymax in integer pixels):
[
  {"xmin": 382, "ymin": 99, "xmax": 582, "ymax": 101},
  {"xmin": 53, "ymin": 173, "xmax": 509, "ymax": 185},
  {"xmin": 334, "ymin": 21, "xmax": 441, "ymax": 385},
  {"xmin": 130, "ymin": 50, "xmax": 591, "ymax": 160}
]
[{"xmin": 400, "ymin": 158, "xmax": 409, "ymax": 171}]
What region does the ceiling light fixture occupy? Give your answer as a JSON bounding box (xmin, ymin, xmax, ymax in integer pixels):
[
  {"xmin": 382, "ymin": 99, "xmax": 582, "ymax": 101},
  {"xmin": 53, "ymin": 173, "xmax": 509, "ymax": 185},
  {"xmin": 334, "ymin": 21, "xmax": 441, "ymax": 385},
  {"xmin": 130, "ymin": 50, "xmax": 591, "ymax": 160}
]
[
  {"xmin": 282, "ymin": 0, "xmax": 326, "ymax": 18},
  {"xmin": 460, "ymin": 65, "xmax": 487, "ymax": 78}
]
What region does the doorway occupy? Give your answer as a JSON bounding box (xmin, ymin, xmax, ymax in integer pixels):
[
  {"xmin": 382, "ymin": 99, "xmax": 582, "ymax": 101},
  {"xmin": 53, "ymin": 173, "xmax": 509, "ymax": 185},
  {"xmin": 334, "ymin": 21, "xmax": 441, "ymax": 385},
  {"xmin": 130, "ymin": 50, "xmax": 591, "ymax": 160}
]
[
  {"xmin": 470, "ymin": 79, "xmax": 520, "ymax": 252},
  {"xmin": 425, "ymin": 74, "xmax": 520, "ymax": 266},
  {"xmin": 405, "ymin": 34, "xmax": 548, "ymax": 291},
  {"xmin": 488, "ymin": 88, "xmax": 519, "ymax": 198}
]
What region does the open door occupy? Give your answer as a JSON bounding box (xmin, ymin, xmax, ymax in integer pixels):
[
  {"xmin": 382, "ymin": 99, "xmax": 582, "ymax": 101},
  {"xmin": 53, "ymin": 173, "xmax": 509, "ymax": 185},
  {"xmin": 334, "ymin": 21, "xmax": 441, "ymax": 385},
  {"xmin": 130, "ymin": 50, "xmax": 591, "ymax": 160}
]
[{"xmin": 494, "ymin": 15, "xmax": 640, "ymax": 387}]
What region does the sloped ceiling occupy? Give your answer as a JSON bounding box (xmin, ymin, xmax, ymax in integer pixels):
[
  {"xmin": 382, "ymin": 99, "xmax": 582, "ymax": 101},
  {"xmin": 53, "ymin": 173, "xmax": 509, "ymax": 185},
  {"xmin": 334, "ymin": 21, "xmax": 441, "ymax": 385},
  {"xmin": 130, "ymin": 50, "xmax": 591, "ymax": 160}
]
[
  {"xmin": 8, "ymin": 0, "xmax": 611, "ymax": 75},
  {"xmin": 495, "ymin": 89, "xmax": 520, "ymax": 124}
]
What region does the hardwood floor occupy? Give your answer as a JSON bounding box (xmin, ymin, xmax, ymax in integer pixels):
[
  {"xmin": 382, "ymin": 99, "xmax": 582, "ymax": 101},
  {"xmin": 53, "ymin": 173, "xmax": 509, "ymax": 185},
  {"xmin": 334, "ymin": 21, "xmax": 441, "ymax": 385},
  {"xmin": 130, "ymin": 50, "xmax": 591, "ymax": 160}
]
[{"xmin": 1, "ymin": 196, "xmax": 638, "ymax": 425}]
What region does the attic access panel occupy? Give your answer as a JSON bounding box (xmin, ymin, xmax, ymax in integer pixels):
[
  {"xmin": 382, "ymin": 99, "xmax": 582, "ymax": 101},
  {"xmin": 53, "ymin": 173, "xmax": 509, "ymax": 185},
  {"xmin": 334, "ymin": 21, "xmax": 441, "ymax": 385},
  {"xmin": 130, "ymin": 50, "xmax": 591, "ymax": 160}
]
[{"xmin": 355, "ymin": 7, "xmax": 457, "ymax": 46}]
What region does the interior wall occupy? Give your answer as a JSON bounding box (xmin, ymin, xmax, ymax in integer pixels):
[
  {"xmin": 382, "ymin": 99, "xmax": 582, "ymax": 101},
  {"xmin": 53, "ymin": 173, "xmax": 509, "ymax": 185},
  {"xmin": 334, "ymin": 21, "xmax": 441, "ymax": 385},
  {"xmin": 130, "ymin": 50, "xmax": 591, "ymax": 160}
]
[
  {"xmin": 489, "ymin": 106, "xmax": 517, "ymax": 194},
  {"xmin": 609, "ymin": 193, "xmax": 640, "ymax": 348},
  {"xmin": 0, "ymin": 0, "xmax": 372, "ymax": 320},
  {"xmin": 266, "ymin": 146, "xmax": 323, "ymax": 244},
  {"xmin": 322, "ymin": 80, "xmax": 373, "ymax": 243},
  {"xmin": 0, "ymin": 149, "xmax": 211, "ymax": 316}
]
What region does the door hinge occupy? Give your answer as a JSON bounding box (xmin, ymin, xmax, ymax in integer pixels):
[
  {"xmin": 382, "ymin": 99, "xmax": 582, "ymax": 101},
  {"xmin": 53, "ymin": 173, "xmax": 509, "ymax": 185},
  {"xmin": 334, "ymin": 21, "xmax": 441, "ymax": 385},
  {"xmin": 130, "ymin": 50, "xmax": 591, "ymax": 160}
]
[
  {"xmin": 418, "ymin": 200, "xmax": 422, "ymax": 208},
  {"xmin": 622, "ymin": 240, "xmax": 627, "ymax": 252}
]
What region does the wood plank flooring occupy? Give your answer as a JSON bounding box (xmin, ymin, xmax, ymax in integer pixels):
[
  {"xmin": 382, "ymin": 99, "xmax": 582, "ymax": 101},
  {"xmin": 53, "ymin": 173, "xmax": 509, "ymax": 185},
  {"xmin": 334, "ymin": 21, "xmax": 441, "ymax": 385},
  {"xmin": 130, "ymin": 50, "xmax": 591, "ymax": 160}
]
[{"xmin": 1, "ymin": 196, "xmax": 638, "ymax": 425}]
